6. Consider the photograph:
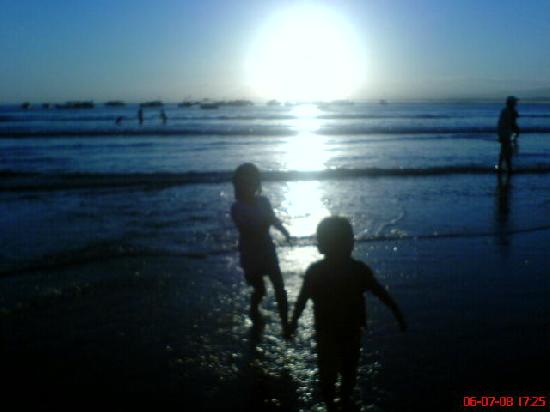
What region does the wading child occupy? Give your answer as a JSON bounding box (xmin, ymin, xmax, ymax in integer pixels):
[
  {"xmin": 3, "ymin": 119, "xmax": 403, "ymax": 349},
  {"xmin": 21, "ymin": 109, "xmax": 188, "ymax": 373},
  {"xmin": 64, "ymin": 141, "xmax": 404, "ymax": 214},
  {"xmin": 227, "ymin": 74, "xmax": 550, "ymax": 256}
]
[
  {"xmin": 231, "ymin": 163, "xmax": 291, "ymax": 329},
  {"xmin": 286, "ymin": 216, "xmax": 406, "ymax": 411}
]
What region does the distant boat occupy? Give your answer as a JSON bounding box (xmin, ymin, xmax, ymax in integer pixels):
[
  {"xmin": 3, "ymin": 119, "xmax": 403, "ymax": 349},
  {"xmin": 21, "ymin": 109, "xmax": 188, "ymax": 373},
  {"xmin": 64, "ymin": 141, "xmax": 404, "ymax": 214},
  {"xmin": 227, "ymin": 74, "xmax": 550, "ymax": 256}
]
[
  {"xmin": 104, "ymin": 100, "xmax": 126, "ymax": 107},
  {"xmin": 42, "ymin": 103, "xmax": 51, "ymax": 109},
  {"xmin": 140, "ymin": 101, "xmax": 163, "ymax": 108},
  {"xmin": 267, "ymin": 99, "xmax": 280, "ymax": 106},
  {"xmin": 200, "ymin": 103, "xmax": 220, "ymax": 110},
  {"xmin": 224, "ymin": 99, "xmax": 253, "ymax": 107},
  {"xmin": 379, "ymin": 99, "xmax": 388, "ymax": 105},
  {"xmin": 20, "ymin": 102, "xmax": 31, "ymax": 110},
  {"xmin": 55, "ymin": 101, "xmax": 94, "ymax": 109},
  {"xmin": 178, "ymin": 101, "xmax": 195, "ymax": 108}
]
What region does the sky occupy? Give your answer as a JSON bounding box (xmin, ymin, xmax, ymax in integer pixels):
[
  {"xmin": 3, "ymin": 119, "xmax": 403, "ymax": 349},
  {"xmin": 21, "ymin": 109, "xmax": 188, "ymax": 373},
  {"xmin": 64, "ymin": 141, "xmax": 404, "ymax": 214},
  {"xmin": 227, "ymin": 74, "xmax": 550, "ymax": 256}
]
[{"xmin": 1, "ymin": 0, "xmax": 549, "ymax": 102}]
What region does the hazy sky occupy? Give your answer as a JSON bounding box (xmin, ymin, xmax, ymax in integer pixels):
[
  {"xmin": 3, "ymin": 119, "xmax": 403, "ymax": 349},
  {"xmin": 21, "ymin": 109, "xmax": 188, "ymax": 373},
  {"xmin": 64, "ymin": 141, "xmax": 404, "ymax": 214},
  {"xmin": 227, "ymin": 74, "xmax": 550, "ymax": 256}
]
[{"xmin": 1, "ymin": 0, "xmax": 549, "ymax": 102}]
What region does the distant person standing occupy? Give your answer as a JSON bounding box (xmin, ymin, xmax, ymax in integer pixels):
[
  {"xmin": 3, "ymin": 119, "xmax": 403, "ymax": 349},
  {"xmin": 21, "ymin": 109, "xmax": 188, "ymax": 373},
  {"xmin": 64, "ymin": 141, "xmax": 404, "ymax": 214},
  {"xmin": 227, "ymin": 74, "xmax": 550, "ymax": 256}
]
[
  {"xmin": 497, "ymin": 96, "xmax": 520, "ymax": 174},
  {"xmin": 160, "ymin": 109, "xmax": 167, "ymax": 125},
  {"xmin": 138, "ymin": 107, "xmax": 144, "ymax": 125}
]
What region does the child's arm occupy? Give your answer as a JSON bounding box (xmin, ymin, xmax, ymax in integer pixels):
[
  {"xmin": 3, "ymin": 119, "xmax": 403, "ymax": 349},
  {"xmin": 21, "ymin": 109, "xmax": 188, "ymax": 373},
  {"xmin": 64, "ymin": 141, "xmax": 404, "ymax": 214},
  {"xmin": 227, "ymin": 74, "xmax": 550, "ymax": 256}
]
[
  {"xmin": 285, "ymin": 274, "xmax": 312, "ymax": 339},
  {"xmin": 368, "ymin": 272, "xmax": 407, "ymax": 331},
  {"xmin": 273, "ymin": 218, "xmax": 291, "ymax": 242},
  {"xmin": 264, "ymin": 198, "xmax": 291, "ymax": 242}
]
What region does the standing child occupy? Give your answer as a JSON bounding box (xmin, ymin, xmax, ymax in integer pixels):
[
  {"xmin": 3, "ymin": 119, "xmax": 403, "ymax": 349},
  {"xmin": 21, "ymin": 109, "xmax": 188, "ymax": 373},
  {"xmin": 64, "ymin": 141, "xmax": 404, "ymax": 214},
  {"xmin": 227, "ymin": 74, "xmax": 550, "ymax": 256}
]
[
  {"xmin": 231, "ymin": 163, "xmax": 291, "ymax": 329},
  {"xmin": 286, "ymin": 216, "xmax": 406, "ymax": 411}
]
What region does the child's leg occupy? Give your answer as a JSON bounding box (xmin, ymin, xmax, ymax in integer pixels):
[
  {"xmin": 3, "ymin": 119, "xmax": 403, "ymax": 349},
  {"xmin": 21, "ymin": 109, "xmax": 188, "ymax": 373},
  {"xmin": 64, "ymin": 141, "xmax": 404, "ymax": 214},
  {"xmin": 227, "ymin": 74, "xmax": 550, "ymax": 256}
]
[
  {"xmin": 498, "ymin": 145, "xmax": 504, "ymax": 171},
  {"xmin": 340, "ymin": 333, "xmax": 362, "ymax": 404},
  {"xmin": 245, "ymin": 271, "xmax": 266, "ymax": 322},
  {"xmin": 505, "ymin": 148, "xmax": 513, "ymax": 173},
  {"xmin": 317, "ymin": 337, "xmax": 338, "ymax": 409},
  {"xmin": 267, "ymin": 263, "xmax": 288, "ymax": 328}
]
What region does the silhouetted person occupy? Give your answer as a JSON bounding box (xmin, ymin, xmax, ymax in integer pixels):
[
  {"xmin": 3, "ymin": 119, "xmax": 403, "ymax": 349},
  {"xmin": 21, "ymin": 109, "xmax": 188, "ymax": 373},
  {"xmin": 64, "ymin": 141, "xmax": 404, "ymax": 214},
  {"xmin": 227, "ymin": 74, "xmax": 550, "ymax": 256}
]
[
  {"xmin": 231, "ymin": 163, "xmax": 291, "ymax": 330},
  {"xmin": 138, "ymin": 107, "xmax": 144, "ymax": 125},
  {"xmin": 286, "ymin": 217, "xmax": 406, "ymax": 411},
  {"xmin": 497, "ymin": 96, "xmax": 520, "ymax": 174},
  {"xmin": 160, "ymin": 109, "xmax": 167, "ymax": 125}
]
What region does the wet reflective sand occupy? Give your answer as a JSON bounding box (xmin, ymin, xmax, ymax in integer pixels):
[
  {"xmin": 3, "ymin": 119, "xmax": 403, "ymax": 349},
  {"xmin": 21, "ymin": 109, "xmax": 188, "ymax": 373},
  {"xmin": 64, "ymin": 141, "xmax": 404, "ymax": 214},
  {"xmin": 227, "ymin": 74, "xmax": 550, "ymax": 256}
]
[{"xmin": 1, "ymin": 215, "xmax": 548, "ymax": 411}]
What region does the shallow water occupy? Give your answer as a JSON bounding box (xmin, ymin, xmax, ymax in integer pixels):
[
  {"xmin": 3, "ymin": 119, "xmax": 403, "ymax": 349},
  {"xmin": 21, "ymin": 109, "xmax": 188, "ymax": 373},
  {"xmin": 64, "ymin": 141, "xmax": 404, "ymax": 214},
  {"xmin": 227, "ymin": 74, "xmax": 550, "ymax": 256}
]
[{"xmin": 0, "ymin": 102, "xmax": 549, "ymax": 410}]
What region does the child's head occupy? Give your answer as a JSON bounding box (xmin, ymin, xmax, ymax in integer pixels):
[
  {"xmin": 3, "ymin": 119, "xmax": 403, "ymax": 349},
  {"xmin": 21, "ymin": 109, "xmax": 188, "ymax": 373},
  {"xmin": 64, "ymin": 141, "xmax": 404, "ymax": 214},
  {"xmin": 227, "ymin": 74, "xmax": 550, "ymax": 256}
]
[
  {"xmin": 316, "ymin": 216, "xmax": 355, "ymax": 258},
  {"xmin": 232, "ymin": 163, "xmax": 262, "ymax": 201}
]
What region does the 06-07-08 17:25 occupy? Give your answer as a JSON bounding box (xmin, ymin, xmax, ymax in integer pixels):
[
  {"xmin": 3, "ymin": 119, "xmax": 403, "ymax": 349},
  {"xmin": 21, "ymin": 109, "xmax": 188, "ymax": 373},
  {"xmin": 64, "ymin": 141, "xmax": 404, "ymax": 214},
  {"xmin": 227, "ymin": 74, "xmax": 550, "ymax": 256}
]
[{"xmin": 463, "ymin": 395, "xmax": 547, "ymax": 408}]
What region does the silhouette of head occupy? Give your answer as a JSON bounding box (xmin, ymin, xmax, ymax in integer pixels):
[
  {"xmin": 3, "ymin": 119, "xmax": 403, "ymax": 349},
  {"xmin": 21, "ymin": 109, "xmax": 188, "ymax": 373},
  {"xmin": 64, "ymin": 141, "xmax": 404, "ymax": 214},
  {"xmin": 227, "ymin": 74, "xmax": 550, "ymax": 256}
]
[
  {"xmin": 233, "ymin": 163, "xmax": 262, "ymax": 201},
  {"xmin": 506, "ymin": 96, "xmax": 518, "ymax": 108},
  {"xmin": 317, "ymin": 216, "xmax": 355, "ymax": 258}
]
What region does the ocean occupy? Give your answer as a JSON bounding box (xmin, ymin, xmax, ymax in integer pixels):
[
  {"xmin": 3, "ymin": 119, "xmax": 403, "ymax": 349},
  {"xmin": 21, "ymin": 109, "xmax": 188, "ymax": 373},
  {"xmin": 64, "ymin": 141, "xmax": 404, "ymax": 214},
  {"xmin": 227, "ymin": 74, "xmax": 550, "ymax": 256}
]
[{"xmin": 1, "ymin": 101, "xmax": 549, "ymax": 411}]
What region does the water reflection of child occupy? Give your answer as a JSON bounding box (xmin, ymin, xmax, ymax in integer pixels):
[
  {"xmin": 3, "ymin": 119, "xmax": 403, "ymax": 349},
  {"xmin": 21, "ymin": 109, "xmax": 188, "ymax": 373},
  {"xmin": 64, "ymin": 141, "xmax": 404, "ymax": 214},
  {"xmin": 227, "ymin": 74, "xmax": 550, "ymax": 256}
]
[{"xmin": 231, "ymin": 163, "xmax": 291, "ymax": 329}]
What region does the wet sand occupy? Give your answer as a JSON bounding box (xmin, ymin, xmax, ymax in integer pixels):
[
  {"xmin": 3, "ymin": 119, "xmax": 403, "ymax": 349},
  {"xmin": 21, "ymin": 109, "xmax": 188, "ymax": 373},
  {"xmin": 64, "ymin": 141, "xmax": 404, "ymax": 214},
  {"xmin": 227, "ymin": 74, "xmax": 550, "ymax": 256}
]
[{"xmin": 1, "ymin": 230, "xmax": 548, "ymax": 411}]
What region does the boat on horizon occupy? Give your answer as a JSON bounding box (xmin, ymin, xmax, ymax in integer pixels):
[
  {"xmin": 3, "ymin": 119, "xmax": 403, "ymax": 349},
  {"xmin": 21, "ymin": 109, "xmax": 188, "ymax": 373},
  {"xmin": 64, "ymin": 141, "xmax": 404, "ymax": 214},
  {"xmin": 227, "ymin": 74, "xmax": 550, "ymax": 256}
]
[
  {"xmin": 200, "ymin": 103, "xmax": 220, "ymax": 110},
  {"xmin": 223, "ymin": 99, "xmax": 253, "ymax": 107},
  {"xmin": 55, "ymin": 101, "xmax": 95, "ymax": 109},
  {"xmin": 104, "ymin": 100, "xmax": 126, "ymax": 107},
  {"xmin": 140, "ymin": 101, "xmax": 163, "ymax": 108}
]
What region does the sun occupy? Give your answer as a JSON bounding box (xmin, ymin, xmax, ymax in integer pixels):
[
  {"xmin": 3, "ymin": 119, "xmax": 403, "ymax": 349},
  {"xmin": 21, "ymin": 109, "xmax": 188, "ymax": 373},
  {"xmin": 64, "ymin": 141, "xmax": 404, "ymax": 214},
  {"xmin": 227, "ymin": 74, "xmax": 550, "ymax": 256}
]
[{"xmin": 245, "ymin": 4, "xmax": 366, "ymax": 102}]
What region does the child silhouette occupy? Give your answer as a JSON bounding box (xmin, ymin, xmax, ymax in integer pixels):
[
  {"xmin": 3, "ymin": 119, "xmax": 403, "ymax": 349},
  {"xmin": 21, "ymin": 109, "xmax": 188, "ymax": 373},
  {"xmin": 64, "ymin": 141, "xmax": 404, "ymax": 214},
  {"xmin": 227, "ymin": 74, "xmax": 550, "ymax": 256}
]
[
  {"xmin": 231, "ymin": 163, "xmax": 291, "ymax": 329},
  {"xmin": 287, "ymin": 216, "xmax": 406, "ymax": 411}
]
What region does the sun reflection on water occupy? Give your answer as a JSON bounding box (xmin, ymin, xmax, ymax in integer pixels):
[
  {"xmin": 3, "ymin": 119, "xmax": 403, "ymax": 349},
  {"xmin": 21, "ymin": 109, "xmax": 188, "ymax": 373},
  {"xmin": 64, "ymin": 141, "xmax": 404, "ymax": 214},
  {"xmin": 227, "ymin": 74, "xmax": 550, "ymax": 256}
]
[
  {"xmin": 284, "ymin": 104, "xmax": 328, "ymax": 171},
  {"xmin": 281, "ymin": 104, "xmax": 331, "ymax": 276},
  {"xmin": 283, "ymin": 181, "xmax": 328, "ymax": 238}
]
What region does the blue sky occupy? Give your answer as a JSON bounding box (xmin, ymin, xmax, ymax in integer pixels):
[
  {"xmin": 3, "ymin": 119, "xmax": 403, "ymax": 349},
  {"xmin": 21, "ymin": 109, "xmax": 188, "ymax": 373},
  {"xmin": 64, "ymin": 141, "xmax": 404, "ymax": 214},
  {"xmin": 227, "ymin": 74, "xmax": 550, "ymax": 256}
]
[{"xmin": 1, "ymin": 0, "xmax": 549, "ymax": 102}]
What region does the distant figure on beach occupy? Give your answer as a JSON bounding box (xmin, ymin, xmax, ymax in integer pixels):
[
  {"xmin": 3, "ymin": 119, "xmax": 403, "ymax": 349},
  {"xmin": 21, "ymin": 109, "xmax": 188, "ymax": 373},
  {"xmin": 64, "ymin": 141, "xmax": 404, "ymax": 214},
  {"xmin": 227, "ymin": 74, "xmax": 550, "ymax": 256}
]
[
  {"xmin": 138, "ymin": 107, "xmax": 144, "ymax": 125},
  {"xmin": 115, "ymin": 116, "xmax": 124, "ymax": 125},
  {"xmin": 497, "ymin": 96, "xmax": 520, "ymax": 174},
  {"xmin": 160, "ymin": 109, "xmax": 167, "ymax": 125},
  {"xmin": 231, "ymin": 163, "xmax": 291, "ymax": 329},
  {"xmin": 286, "ymin": 217, "xmax": 406, "ymax": 411}
]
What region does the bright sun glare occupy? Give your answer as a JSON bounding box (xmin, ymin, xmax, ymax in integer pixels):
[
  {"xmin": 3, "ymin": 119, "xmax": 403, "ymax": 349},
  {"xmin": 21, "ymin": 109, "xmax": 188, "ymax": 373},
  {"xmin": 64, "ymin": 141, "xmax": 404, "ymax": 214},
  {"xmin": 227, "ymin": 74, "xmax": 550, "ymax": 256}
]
[{"xmin": 246, "ymin": 5, "xmax": 366, "ymax": 102}]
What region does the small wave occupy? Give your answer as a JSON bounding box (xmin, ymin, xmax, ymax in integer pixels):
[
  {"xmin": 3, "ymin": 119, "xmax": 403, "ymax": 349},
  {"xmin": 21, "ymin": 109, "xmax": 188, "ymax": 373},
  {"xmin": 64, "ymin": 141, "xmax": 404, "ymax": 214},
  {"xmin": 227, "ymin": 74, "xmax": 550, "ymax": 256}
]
[
  {"xmin": 318, "ymin": 114, "xmax": 454, "ymax": 120},
  {"xmin": 521, "ymin": 114, "xmax": 550, "ymax": 118},
  {"xmin": 0, "ymin": 126, "xmax": 295, "ymax": 138},
  {"xmin": 0, "ymin": 170, "xmax": 39, "ymax": 177},
  {"xmin": 2, "ymin": 166, "xmax": 550, "ymax": 192},
  {"xmin": 0, "ymin": 241, "xmax": 214, "ymax": 278},
  {"xmin": 354, "ymin": 224, "xmax": 550, "ymax": 242},
  {"xmin": 0, "ymin": 113, "xmax": 490, "ymax": 123},
  {"xmin": 2, "ymin": 224, "xmax": 549, "ymax": 277},
  {"xmin": 319, "ymin": 126, "xmax": 550, "ymax": 136},
  {"xmin": 2, "ymin": 125, "xmax": 550, "ymax": 138}
]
